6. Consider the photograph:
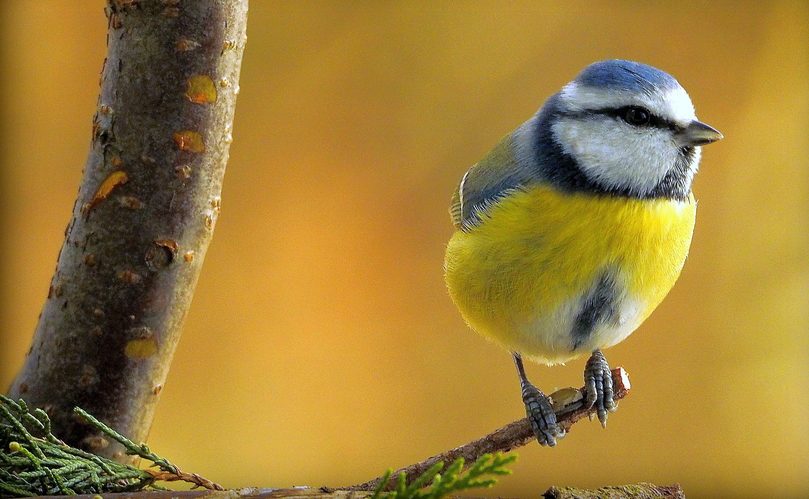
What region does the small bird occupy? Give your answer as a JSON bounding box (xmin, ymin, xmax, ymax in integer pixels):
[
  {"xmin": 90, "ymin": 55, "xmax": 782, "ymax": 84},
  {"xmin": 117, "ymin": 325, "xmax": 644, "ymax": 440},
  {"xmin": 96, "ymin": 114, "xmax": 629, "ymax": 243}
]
[{"xmin": 444, "ymin": 60, "xmax": 722, "ymax": 446}]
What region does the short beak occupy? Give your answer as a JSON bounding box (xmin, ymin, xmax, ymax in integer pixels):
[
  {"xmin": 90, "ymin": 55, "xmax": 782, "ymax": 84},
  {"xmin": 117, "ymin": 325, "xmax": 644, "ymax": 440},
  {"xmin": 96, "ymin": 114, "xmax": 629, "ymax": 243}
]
[{"xmin": 675, "ymin": 120, "xmax": 723, "ymax": 147}]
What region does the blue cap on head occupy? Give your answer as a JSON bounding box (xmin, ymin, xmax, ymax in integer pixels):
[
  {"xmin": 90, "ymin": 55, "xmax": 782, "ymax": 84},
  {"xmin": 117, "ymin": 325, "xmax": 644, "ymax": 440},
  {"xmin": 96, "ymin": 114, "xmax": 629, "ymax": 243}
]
[{"xmin": 574, "ymin": 60, "xmax": 680, "ymax": 94}]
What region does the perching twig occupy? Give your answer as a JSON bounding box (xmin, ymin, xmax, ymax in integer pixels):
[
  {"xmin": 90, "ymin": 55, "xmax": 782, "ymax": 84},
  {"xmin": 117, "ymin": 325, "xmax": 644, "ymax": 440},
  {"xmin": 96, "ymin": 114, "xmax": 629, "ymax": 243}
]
[
  {"xmin": 344, "ymin": 368, "xmax": 630, "ymax": 492},
  {"xmin": 143, "ymin": 469, "xmax": 225, "ymax": 491}
]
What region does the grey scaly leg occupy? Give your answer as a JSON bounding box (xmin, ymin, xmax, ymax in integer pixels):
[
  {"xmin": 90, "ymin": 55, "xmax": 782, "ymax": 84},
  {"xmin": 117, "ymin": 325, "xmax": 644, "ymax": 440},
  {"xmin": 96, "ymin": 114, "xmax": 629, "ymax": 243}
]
[
  {"xmin": 513, "ymin": 352, "xmax": 564, "ymax": 446},
  {"xmin": 583, "ymin": 349, "xmax": 616, "ymax": 427}
]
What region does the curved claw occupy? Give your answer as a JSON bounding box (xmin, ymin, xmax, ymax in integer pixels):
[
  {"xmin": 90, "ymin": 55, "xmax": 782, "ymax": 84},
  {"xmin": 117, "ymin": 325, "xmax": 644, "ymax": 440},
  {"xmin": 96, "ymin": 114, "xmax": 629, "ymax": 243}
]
[
  {"xmin": 584, "ymin": 349, "xmax": 616, "ymax": 427},
  {"xmin": 522, "ymin": 382, "xmax": 565, "ymax": 446},
  {"xmin": 513, "ymin": 352, "xmax": 565, "ymax": 446}
]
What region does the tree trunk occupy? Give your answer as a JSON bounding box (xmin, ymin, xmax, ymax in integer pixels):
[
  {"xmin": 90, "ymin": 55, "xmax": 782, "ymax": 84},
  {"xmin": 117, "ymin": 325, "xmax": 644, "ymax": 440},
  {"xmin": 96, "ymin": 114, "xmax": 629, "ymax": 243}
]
[{"xmin": 7, "ymin": 0, "xmax": 248, "ymax": 462}]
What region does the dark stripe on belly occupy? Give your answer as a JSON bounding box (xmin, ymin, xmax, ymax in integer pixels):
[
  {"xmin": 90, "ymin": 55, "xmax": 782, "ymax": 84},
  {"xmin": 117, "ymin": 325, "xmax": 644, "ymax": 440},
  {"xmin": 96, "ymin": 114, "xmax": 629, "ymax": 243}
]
[{"xmin": 571, "ymin": 271, "xmax": 618, "ymax": 349}]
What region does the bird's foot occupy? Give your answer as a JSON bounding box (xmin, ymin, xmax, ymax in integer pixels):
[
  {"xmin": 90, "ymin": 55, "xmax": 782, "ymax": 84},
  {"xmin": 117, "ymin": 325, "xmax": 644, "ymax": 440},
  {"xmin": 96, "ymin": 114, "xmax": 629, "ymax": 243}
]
[
  {"xmin": 521, "ymin": 381, "xmax": 565, "ymax": 446},
  {"xmin": 584, "ymin": 349, "xmax": 616, "ymax": 427}
]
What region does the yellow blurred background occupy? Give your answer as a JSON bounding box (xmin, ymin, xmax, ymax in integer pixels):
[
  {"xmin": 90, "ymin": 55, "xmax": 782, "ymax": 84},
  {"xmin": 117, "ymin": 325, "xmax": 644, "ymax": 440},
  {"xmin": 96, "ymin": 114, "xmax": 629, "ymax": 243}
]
[{"xmin": 1, "ymin": 2, "xmax": 807, "ymax": 498}]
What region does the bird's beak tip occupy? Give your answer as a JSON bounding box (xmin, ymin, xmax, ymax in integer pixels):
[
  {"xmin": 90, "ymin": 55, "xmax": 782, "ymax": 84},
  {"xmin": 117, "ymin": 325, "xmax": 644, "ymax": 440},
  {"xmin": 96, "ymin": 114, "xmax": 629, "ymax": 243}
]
[{"xmin": 678, "ymin": 120, "xmax": 723, "ymax": 147}]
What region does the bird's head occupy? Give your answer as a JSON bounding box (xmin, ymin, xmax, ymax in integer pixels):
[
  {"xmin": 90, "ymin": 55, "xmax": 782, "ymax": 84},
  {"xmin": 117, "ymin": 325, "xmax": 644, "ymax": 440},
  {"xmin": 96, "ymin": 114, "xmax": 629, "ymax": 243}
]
[{"xmin": 541, "ymin": 59, "xmax": 722, "ymax": 200}]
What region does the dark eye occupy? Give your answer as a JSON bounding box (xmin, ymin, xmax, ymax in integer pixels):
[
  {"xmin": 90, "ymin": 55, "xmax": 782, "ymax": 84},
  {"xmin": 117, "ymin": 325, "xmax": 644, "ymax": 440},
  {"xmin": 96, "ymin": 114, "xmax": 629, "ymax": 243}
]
[{"xmin": 622, "ymin": 106, "xmax": 651, "ymax": 126}]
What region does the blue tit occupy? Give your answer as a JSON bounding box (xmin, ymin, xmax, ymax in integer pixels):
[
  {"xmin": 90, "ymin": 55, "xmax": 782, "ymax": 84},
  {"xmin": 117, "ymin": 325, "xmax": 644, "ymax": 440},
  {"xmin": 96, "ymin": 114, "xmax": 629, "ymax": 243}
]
[{"xmin": 444, "ymin": 60, "xmax": 722, "ymax": 446}]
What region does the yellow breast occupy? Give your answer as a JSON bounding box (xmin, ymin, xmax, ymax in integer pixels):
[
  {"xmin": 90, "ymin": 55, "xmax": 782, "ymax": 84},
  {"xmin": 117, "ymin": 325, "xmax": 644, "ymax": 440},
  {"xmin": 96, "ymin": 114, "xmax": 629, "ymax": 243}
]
[{"xmin": 444, "ymin": 184, "xmax": 696, "ymax": 364}]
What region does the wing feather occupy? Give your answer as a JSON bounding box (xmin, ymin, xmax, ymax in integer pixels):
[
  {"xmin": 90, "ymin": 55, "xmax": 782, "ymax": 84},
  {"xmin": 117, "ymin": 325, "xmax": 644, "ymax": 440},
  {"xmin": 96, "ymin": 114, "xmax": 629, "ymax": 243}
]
[{"xmin": 450, "ymin": 130, "xmax": 536, "ymax": 231}]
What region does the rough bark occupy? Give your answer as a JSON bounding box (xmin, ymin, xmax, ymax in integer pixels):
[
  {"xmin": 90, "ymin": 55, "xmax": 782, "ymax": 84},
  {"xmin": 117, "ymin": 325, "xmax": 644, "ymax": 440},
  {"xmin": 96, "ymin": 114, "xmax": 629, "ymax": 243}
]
[
  {"xmin": 542, "ymin": 483, "xmax": 686, "ymax": 498},
  {"xmin": 7, "ymin": 0, "xmax": 248, "ymax": 462}
]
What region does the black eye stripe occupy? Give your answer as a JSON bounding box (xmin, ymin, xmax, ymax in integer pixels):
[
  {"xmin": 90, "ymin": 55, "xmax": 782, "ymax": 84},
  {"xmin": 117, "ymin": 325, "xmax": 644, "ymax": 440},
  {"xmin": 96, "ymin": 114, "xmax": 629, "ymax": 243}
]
[
  {"xmin": 560, "ymin": 107, "xmax": 679, "ymax": 132},
  {"xmin": 606, "ymin": 106, "xmax": 677, "ymax": 130}
]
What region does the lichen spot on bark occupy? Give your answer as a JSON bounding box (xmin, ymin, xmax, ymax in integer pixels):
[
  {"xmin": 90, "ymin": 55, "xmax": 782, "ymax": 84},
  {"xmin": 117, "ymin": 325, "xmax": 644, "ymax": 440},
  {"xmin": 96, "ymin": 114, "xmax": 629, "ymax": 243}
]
[
  {"xmin": 173, "ymin": 131, "xmax": 205, "ymax": 153},
  {"xmin": 125, "ymin": 338, "xmax": 158, "ymax": 360},
  {"xmin": 85, "ymin": 170, "xmax": 128, "ymax": 213},
  {"xmin": 186, "ymin": 74, "xmax": 217, "ymax": 104}
]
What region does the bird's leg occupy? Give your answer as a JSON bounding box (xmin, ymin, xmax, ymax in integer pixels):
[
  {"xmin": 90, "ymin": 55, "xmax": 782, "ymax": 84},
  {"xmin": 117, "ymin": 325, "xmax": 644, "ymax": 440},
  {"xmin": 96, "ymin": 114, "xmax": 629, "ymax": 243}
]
[
  {"xmin": 512, "ymin": 352, "xmax": 564, "ymax": 446},
  {"xmin": 583, "ymin": 349, "xmax": 616, "ymax": 427}
]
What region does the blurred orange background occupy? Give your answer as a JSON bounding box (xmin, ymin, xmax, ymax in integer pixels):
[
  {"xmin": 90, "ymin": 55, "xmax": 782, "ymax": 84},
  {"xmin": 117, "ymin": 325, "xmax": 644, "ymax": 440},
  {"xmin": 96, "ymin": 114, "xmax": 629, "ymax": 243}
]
[{"xmin": 1, "ymin": 2, "xmax": 807, "ymax": 498}]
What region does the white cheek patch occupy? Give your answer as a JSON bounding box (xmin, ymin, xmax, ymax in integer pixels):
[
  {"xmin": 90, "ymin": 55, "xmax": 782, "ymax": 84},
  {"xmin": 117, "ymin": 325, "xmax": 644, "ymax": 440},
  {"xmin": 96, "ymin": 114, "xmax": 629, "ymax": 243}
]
[{"xmin": 552, "ymin": 117, "xmax": 681, "ymax": 195}]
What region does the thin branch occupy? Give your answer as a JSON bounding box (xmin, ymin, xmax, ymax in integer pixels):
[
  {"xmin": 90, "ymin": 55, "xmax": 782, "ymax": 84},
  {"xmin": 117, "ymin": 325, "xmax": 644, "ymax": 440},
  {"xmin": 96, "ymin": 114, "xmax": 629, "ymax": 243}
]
[
  {"xmin": 344, "ymin": 368, "xmax": 631, "ymax": 492},
  {"xmin": 144, "ymin": 469, "xmax": 224, "ymax": 491}
]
